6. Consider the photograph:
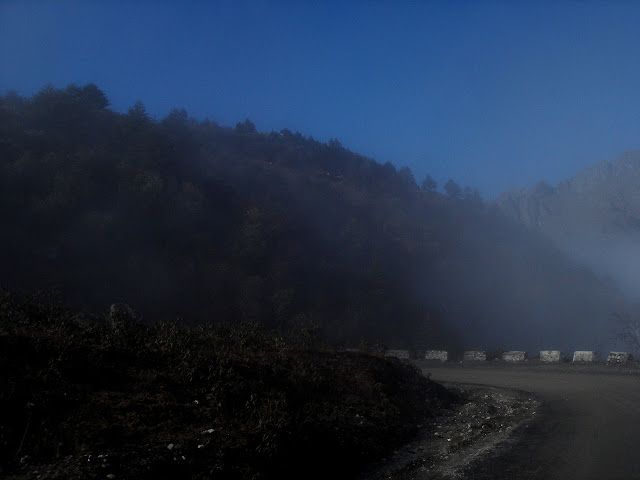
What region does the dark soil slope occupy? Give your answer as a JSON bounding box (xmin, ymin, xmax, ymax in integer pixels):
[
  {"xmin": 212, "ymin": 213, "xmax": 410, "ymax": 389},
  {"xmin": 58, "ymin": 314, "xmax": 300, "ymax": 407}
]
[{"xmin": 0, "ymin": 289, "xmax": 453, "ymax": 479}]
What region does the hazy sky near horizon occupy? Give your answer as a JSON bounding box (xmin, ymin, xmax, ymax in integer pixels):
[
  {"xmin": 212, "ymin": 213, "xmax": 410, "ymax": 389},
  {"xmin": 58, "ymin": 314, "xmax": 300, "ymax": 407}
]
[{"xmin": 2, "ymin": 1, "xmax": 640, "ymax": 199}]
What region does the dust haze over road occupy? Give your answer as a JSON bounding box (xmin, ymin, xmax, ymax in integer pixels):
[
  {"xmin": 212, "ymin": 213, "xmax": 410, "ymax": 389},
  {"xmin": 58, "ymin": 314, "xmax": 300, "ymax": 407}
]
[{"xmin": 422, "ymin": 363, "xmax": 640, "ymax": 480}]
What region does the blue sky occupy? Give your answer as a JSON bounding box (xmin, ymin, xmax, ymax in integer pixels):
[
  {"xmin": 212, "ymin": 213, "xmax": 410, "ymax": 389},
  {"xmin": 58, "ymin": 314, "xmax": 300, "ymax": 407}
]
[{"xmin": 2, "ymin": 1, "xmax": 640, "ymax": 199}]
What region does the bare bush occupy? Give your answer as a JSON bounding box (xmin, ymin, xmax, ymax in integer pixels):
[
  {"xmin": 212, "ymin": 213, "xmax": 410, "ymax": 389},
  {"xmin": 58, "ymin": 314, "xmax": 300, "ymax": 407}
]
[{"xmin": 614, "ymin": 312, "xmax": 640, "ymax": 355}]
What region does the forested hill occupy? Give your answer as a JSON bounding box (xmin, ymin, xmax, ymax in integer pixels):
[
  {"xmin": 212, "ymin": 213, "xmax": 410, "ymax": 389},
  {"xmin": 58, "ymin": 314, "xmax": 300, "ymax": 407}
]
[{"xmin": 0, "ymin": 84, "xmax": 628, "ymax": 350}]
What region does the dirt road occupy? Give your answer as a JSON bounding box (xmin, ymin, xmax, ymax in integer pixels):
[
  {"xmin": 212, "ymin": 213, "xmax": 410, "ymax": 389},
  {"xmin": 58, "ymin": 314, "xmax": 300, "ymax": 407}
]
[{"xmin": 420, "ymin": 363, "xmax": 640, "ymax": 480}]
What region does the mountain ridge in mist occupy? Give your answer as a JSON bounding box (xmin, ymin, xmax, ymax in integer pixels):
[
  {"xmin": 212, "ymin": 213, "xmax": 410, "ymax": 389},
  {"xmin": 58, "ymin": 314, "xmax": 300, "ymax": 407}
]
[{"xmin": 495, "ymin": 150, "xmax": 640, "ymax": 299}]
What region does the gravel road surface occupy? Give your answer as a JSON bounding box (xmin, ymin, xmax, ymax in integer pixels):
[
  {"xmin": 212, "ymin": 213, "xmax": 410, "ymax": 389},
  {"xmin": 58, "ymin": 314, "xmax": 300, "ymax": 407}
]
[{"xmin": 421, "ymin": 363, "xmax": 640, "ymax": 480}]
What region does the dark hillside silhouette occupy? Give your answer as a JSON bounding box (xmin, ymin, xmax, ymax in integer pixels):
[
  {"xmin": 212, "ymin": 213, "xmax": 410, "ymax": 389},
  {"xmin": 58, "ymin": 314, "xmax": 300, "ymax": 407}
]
[{"xmin": 0, "ymin": 84, "xmax": 629, "ymax": 350}]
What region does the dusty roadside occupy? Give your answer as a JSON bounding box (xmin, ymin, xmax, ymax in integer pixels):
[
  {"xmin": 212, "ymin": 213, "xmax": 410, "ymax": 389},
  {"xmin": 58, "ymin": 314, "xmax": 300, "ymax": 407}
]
[
  {"xmin": 359, "ymin": 381, "xmax": 541, "ymax": 480},
  {"xmin": 422, "ymin": 363, "xmax": 640, "ymax": 480}
]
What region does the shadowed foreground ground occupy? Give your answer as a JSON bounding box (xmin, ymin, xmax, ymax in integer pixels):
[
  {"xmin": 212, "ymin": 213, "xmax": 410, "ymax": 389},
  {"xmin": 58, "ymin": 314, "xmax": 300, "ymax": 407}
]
[{"xmin": 0, "ymin": 291, "xmax": 455, "ymax": 480}]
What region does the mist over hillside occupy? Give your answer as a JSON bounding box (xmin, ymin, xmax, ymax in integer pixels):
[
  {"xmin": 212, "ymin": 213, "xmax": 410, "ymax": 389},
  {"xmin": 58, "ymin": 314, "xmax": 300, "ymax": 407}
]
[
  {"xmin": 496, "ymin": 150, "xmax": 640, "ymax": 301},
  {"xmin": 0, "ymin": 84, "xmax": 630, "ymax": 351}
]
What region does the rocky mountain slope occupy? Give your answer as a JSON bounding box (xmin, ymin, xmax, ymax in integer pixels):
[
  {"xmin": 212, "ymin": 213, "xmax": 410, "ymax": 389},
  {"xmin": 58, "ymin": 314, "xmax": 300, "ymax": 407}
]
[{"xmin": 495, "ymin": 150, "xmax": 640, "ymax": 297}]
